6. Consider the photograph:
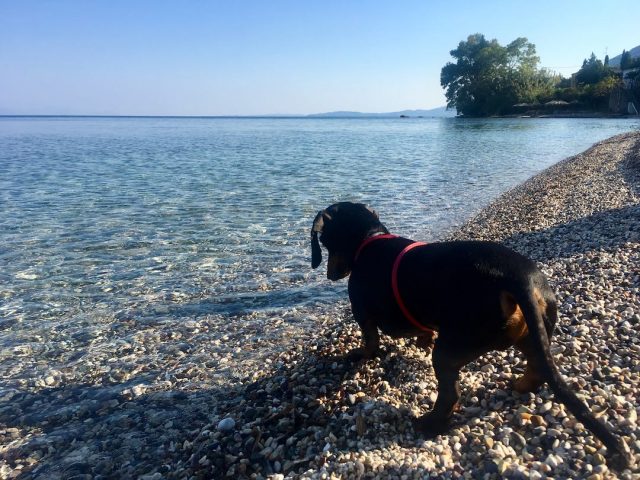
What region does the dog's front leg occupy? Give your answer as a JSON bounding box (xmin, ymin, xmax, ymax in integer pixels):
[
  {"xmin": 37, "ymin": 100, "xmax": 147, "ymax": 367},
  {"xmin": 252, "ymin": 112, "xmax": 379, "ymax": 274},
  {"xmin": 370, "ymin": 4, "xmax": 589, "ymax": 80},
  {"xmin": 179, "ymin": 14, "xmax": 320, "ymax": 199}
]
[{"xmin": 346, "ymin": 308, "xmax": 381, "ymax": 361}]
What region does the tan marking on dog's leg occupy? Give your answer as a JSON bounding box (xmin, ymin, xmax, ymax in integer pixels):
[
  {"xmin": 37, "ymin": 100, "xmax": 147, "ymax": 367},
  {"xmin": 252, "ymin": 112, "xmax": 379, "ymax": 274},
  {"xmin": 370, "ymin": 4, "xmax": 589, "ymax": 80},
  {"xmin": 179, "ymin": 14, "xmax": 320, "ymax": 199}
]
[
  {"xmin": 500, "ymin": 291, "xmax": 529, "ymax": 345},
  {"xmin": 501, "ymin": 290, "xmax": 546, "ymax": 392},
  {"xmin": 500, "ymin": 290, "xmax": 517, "ymax": 318},
  {"xmin": 533, "ymin": 287, "xmax": 547, "ymax": 314}
]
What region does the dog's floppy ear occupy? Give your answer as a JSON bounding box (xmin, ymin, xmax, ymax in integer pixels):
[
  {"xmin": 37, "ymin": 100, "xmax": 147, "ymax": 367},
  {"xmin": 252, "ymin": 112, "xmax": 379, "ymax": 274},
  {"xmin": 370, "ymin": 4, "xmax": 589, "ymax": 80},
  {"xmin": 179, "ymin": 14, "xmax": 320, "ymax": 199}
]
[{"xmin": 311, "ymin": 210, "xmax": 331, "ymax": 268}]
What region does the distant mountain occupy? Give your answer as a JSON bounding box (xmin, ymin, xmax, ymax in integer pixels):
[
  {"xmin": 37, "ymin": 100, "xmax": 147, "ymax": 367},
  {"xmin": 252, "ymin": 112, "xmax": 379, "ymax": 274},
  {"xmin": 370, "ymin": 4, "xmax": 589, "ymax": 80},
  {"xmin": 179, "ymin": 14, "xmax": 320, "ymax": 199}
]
[
  {"xmin": 608, "ymin": 45, "xmax": 640, "ymax": 68},
  {"xmin": 307, "ymin": 106, "xmax": 455, "ymax": 118}
]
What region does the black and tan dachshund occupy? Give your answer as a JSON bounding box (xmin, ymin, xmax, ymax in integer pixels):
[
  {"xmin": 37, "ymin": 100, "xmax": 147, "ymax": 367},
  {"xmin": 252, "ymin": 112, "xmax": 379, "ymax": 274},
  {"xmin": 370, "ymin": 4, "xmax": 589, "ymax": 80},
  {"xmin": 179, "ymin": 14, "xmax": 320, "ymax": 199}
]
[{"xmin": 310, "ymin": 201, "xmax": 631, "ymax": 471}]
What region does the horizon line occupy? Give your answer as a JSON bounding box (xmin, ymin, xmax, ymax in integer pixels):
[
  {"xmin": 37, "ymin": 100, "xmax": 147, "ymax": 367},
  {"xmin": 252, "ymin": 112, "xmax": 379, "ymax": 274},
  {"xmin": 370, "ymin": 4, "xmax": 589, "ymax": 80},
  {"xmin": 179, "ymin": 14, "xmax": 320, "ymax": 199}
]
[{"xmin": 0, "ymin": 107, "xmax": 451, "ymax": 119}]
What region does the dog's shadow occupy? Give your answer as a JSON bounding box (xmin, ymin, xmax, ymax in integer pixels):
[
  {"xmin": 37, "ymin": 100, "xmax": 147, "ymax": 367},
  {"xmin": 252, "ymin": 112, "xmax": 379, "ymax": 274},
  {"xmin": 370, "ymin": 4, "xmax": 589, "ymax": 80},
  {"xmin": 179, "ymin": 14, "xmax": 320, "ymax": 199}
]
[{"xmin": 2, "ymin": 330, "xmax": 548, "ymax": 479}]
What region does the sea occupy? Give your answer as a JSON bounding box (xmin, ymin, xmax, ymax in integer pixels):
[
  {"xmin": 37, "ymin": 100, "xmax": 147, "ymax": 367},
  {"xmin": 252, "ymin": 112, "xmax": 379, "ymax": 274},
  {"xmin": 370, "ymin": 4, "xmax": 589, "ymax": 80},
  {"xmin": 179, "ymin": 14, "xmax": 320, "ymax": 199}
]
[{"xmin": 1, "ymin": 116, "xmax": 639, "ymax": 354}]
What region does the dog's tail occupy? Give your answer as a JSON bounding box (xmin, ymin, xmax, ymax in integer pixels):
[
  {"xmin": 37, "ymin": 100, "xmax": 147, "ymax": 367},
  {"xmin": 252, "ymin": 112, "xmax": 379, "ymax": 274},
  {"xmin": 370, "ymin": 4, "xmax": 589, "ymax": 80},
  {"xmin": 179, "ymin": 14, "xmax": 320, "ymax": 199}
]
[{"xmin": 514, "ymin": 280, "xmax": 632, "ymax": 472}]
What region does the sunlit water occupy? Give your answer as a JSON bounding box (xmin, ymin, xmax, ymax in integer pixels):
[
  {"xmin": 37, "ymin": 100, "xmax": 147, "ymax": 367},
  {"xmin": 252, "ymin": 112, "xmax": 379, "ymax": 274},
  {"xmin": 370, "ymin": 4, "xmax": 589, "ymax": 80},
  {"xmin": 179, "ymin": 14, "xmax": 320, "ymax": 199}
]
[{"xmin": 1, "ymin": 116, "xmax": 639, "ymax": 353}]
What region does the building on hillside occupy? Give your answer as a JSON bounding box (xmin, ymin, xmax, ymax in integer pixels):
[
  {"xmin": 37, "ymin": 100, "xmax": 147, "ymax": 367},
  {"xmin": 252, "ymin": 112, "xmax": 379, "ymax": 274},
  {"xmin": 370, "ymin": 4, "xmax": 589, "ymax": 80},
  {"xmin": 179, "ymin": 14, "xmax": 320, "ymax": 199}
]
[{"xmin": 606, "ymin": 46, "xmax": 640, "ymax": 114}]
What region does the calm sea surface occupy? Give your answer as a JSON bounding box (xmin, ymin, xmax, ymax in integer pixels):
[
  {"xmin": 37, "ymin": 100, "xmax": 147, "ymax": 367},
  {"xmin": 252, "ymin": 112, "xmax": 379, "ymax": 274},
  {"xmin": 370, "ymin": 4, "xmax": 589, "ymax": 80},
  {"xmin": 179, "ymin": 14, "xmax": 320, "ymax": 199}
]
[{"xmin": 1, "ymin": 116, "xmax": 639, "ymax": 348}]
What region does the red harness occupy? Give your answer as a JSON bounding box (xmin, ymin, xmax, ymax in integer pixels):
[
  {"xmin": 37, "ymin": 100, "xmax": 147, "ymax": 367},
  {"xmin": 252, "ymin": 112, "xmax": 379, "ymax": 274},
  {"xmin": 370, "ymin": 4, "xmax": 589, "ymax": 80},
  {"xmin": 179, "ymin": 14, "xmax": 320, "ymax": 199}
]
[{"xmin": 354, "ymin": 234, "xmax": 434, "ymax": 334}]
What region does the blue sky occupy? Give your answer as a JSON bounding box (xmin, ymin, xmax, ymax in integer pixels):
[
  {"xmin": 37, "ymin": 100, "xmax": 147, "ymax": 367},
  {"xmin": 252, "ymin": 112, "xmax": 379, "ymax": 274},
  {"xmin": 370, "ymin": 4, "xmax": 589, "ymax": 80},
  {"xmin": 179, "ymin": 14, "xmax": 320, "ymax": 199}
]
[{"xmin": 1, "ymin": 1, "xmax": 638, "ymax": 115}]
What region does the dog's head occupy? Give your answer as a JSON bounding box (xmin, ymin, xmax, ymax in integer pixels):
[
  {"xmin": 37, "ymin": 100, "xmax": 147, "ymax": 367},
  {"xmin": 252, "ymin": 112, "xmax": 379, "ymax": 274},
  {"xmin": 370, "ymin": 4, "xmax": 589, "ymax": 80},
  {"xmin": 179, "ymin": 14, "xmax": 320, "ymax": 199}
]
[{"xmin": 311, "ymin": 202, "xmax": 388, "ymax": 280}]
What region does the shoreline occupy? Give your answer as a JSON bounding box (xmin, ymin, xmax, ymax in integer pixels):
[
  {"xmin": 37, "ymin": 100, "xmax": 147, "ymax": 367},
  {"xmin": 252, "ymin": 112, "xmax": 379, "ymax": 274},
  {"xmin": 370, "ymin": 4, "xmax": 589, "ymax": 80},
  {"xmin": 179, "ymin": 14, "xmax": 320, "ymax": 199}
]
[
  {"xmin": 493, "ymin": 112, "xmax": 638, "ymax": 119},
  {"xmin": 1, "ymin": 132, "xmax": 639, "ymax": 479}
]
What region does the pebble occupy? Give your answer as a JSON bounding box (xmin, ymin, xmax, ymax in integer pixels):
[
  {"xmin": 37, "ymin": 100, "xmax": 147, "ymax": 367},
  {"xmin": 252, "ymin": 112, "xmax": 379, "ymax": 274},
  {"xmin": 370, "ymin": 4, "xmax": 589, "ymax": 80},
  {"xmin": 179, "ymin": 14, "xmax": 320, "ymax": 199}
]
[
  {"xmin": 530, "ymin": 415, "xmax": 546, "ymax": 427},
  {"xmin": 539, "ymin": 401, "xmax": 553, "ymax": 413},
  {"xmin": 545, "ymin": 453, "xmax": 563, "ymax": 468},
  {"xmin": 217, "ymin": 417, "xmax": 235, "ymax": 432}
]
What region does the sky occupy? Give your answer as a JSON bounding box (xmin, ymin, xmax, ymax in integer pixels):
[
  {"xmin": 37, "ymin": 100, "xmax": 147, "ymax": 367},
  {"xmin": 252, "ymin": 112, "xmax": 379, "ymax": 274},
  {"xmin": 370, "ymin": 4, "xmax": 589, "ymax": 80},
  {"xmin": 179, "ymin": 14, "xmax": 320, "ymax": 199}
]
[{"xmin": 1, "ymin": 1, "xmax": 638, "ymax": 116}]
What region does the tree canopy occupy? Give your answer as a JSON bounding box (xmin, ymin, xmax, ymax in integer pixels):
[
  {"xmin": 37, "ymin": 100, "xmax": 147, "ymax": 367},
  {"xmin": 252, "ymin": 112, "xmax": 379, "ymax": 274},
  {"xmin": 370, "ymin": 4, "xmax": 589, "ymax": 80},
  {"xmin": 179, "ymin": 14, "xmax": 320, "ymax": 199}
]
[
  {"xmin": 440, "ymin": 34, "xmax": 555, "ymax": 116},
  {"xmin": 575, "ymin": 53, "xmax": 614, "ymax": 85},
  {"xmin": 620, "ymin": 49, "xmax": 640, "ymax": 70},
  {"xmin": 441, "ymin": 34, "xmax": 631, "ymax": 116}
]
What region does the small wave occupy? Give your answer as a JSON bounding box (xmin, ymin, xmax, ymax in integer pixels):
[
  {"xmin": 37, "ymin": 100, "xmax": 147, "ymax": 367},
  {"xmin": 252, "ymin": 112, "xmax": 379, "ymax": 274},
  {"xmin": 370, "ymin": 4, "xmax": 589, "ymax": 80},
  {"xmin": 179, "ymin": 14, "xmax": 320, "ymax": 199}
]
[
  {"xmin": 16, "ymin": 271, "xmax": 38, "ymax": 280},
  {"xmin": 247, "ymin": 224, "xmax": 268, "ymax": 234}
]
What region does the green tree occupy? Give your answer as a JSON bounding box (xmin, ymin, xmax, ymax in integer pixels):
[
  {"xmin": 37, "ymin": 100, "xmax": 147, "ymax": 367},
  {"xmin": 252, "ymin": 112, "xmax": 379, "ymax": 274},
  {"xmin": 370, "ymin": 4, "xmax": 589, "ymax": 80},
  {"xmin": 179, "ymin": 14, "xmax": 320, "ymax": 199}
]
[
  {"xmin": 620, "ymin": 50, "xmax": 631, "ymax": 69},
  {"xmin": 440, "ymin": 34, "xmax": 544, "ymax": 116},
  {"xmin": 440, "ymin": 34, "xmax": 501, "ymax": 116},
  {"xmin": 620, "ymin": 50, "xmax": 640, "ymax": 70},
  {"xmin": 575, "ymin": 53, "xmax": 612, "ymax": 85}
]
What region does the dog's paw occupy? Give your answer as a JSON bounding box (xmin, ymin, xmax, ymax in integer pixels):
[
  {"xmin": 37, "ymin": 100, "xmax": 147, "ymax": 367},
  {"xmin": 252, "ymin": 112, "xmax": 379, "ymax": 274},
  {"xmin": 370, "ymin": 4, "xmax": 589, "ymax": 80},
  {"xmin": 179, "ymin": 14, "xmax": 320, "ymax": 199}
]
[
  {"xmin": 345, "ymin": 347, "xmax": 381, "ymax": 362},
  {"xmin": 411, "ymin": 413, "xmax": 450, "ymax": 438},
  {"xmin": 513, "ymin": 372, "xmax": 544, "ymax": 394}
]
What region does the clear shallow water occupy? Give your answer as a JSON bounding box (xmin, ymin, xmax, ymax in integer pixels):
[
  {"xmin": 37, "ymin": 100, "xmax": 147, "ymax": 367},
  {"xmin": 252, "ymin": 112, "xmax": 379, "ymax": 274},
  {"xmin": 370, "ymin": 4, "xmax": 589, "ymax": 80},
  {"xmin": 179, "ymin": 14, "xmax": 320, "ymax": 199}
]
[{"xmin": 1, "ymin": 116, "xmax": 639, "ymax": 348}]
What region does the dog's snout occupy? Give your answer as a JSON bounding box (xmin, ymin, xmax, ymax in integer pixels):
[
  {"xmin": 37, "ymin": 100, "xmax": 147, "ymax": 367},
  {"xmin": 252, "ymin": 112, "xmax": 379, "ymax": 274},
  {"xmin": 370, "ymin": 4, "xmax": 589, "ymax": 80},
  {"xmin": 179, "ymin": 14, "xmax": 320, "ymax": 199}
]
[
  {"xmin": 327, "ymin": 254, "xmax": 351, "ymax": 281},
  {"xmin": 327, "ymin": 270, "xmax": 349, "ymax": 281}
]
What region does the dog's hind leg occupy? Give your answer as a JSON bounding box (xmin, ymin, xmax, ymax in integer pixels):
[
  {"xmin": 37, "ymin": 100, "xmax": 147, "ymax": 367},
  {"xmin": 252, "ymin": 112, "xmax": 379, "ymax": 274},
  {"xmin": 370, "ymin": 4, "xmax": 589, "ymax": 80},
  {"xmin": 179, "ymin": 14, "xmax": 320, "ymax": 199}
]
[
  {"xmin": 413, "ymin": 344, "xmax": 485, "ymax": 436},
  {"xmin": 514, "ymin": 336, "xmax": 547, "ymax": 393},
  {"xmin": 513, "ymin": 297, "xmax": 558, "ymax": 393}
]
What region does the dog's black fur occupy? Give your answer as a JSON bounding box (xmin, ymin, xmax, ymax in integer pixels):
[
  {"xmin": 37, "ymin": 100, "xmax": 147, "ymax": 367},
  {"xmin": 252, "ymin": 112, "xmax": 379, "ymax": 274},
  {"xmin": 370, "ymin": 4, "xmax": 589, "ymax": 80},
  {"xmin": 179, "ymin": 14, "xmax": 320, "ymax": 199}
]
[{"xmin": 310, "ymin": 202, "xmax": 631, "ymax": 471}]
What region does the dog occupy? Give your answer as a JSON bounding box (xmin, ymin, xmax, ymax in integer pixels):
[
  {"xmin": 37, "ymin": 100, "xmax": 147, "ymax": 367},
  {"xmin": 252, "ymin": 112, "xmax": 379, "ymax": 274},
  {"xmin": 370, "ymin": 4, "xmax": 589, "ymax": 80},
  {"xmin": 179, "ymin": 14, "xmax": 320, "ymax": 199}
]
[{"xmin": 310, "ymin": 202, "xmax": 631, "ymax": 471}]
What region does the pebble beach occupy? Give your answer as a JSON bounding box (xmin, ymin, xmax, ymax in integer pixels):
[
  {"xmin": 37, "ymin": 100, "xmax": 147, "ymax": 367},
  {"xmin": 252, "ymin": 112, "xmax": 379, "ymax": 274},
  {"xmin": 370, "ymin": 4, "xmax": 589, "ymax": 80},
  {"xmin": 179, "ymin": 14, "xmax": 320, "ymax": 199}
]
[{"xmin": 1, "ymin": 130, "xmax": 640, "ymax": 479}]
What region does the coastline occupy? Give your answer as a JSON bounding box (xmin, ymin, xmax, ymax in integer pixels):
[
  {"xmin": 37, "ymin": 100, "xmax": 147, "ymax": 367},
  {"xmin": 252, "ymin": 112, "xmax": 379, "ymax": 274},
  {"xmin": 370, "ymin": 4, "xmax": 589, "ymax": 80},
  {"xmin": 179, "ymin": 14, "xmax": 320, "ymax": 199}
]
[
  {"xmin": 500, "ymin": 114, "xmax": 638, "ymax": 119},
  {"xmin": 1, "ymin": 132, "xmax": 639, "ymax": 479}
]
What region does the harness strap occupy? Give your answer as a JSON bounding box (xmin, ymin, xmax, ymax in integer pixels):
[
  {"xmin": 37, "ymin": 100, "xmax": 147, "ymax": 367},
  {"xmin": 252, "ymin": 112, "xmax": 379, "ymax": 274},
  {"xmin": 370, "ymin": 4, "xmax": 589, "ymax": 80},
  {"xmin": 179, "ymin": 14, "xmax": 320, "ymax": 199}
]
[
  {"xmin": 354, "ymin": 235, "xmax": 435, "ymax": 334},
  {"xmin": 354, "ymin": 234, "xmax": 397, "ymax": 262},
  {"xmin": 391, "ymin": 242, "xmax": 433, "ymax": 333}
]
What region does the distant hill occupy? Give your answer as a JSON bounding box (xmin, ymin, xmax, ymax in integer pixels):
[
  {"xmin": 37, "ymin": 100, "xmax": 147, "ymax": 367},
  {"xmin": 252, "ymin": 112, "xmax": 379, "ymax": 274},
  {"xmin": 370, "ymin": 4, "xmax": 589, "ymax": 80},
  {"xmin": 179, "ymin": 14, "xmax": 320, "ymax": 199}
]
[
  {"xmin": 307, "ymin": 106, "xmax": 455, "ymax": 118},
  {"xmin": 608, "ymin": 45, "xmax": 640, "ymax": 68}
]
